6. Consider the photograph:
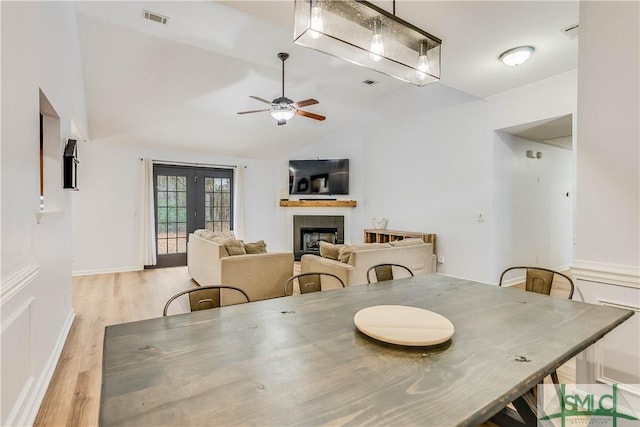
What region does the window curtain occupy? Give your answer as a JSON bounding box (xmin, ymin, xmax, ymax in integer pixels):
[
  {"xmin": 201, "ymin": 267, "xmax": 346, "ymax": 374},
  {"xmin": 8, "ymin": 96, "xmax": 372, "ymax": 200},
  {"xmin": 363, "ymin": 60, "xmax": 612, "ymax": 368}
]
[
  {"xmin": 139, "ymin": 158, "xmax": 157, "ymax": 266},
  {"xmin": 233, "ymin": 165, "xmax": 245, "ymax": 240}
]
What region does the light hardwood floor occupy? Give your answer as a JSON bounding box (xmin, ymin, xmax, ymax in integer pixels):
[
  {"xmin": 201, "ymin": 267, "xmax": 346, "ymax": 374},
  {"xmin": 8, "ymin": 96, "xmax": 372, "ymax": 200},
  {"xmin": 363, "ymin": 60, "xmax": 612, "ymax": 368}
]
[
  {"xmin": 33, "ymin": 267, "xmax": 575, "ymax": 426},
  {"xmin": 33, "ymin": 267, "xmax": 194, "ymax": 426}
]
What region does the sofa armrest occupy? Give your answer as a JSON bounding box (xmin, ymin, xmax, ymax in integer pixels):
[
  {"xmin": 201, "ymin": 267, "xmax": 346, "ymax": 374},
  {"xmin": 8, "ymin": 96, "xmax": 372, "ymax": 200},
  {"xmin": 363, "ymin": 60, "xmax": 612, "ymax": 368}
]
[
  {"xmin": 187, "ymin": 233, "xmax": 227, "ymax": 285},
  {"xmin": 300, "ymin": 254, "xmax": 356, "ymax": 287},
  {"xmin": 220, "ymin": 252, "xmax": 294, "ymax": 302}
]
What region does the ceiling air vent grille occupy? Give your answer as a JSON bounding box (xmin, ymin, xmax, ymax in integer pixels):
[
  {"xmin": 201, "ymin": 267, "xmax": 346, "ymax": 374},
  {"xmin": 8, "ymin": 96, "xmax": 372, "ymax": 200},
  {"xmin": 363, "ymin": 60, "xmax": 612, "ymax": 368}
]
[
  {"xmin": 562, "ymin": 24, "xmax": 579, "ymax": 39},
  {"xmin": 142, "ymin": 10, "xmax": 169, "ymax": 25}
]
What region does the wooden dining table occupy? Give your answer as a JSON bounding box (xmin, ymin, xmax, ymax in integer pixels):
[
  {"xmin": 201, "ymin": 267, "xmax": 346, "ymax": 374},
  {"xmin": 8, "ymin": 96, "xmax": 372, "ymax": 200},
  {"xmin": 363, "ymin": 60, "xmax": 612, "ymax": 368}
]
[{"xmin": 100, "ymin": 274, "xmax": 633, "ymax": 426}]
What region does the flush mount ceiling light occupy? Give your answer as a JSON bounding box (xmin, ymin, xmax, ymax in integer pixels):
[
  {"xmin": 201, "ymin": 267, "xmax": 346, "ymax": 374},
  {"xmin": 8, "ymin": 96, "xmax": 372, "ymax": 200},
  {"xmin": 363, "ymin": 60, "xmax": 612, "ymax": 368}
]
[
  {"xmin": 499, "ymin": 46, "xmax": 535, "ymax": 66},
  {"xmin": 293, "ymin": 0, "xmax": 442, "ymax": 87}
]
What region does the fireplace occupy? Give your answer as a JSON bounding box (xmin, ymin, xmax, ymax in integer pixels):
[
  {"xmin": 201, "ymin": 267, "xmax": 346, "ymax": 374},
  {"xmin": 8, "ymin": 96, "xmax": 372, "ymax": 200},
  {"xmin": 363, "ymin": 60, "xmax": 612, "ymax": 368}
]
[
  {"xmin": 301, "ymin": 228, "xmax": 338, "ymax": 257},
  {"xmin": 293, "ymin": 215, "xmax": 344, "ymax": 260}
]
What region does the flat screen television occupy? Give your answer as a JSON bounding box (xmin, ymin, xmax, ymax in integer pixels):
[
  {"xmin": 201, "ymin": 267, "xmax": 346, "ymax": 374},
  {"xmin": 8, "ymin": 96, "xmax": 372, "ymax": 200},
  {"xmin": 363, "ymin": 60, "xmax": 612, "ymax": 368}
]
[{"xmin": 289, "ymin": 159, "xmax": 349, "ymax": 195}]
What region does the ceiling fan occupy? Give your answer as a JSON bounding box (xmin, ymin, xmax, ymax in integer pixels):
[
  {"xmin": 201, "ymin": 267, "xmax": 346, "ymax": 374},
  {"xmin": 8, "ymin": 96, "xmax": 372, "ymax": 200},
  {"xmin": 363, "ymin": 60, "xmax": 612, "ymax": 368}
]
[{"xmin": 237, "ymin": 52, "xmax": 326, "ymax": 126}]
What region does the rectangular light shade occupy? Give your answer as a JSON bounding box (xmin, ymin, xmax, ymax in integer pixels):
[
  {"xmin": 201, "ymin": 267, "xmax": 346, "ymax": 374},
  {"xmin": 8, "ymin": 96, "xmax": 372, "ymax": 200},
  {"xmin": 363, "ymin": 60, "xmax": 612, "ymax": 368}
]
[{"xmin": 294, "ymin": 0, "xmax": 441, "ymax": 87}]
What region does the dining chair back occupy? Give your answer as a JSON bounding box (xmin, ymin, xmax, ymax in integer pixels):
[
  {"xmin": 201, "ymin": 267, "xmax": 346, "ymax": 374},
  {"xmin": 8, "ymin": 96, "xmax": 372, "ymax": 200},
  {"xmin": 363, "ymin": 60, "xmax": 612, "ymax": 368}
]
[
  {"xmin": 284, "ymin": 272, "xmax": 345, "ymax": 295},
  {"xmin": 163, "ymin": 285, "xmax": 250, "ymax": 316},
  {"xmin": 366, "ymin": 263, "xmax": 414, "ymax": 284},
  {"xmin": 499, "ymin": 266, "xmax": 575, "ymax": 299}
]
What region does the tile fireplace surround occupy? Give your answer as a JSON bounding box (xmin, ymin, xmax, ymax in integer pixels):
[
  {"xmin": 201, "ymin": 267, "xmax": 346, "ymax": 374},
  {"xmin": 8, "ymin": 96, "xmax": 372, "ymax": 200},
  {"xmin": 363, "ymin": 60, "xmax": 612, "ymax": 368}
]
[{"xmin": 293, "ymin": 215, "xmax": 345, "ymax": 260}]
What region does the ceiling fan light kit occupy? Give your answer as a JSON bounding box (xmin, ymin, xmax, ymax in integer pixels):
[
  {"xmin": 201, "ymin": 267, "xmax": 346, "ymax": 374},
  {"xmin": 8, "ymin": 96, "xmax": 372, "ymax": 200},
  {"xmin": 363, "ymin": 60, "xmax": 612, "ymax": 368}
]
[
  {"xmin": 237, "ymin": 52, "xmax": 326, "ymax": 126},
  {"xmin": 293, "ymin": 0, "xmax": 442, "ymax": 87}
]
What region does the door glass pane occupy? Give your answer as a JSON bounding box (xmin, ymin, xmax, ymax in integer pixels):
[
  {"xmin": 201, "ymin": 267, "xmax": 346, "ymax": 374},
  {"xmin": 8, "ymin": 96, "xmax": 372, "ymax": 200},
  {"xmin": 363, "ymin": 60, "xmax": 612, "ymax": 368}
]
[
  {"xmin": 177, "ymin": 238, "xmax": 187, "ymax": 253},
  {"xmin": 157, "ymin": 191, "xmax": 167, "ymax": 207},
  {"xmin": 204, "ymin": 176, "xmax": 232, "ymax": 233},
  {"xmin": 157, "ymin": 175, "xmax": 167, "ymax": 191},
  {"xmin": 177, "ymin": 176, "xmax": 187, "ymax": 191},
  {"xmin": 157, "ymin": 223, "xmax": 167, "ymax": 239},
  {"xmin": 157, "ymin": 173, "xmax": 188, "ymax": 256}
]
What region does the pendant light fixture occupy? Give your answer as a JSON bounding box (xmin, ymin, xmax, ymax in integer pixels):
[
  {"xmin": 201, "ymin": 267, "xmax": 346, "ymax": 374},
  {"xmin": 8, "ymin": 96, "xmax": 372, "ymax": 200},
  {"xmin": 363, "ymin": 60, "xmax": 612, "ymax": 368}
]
[
  {"xmin": 294, "ymin": 0, "xmax": 442, "ymax": 87},
  {"xmin": 416, "ymin": 40, "xmax": 431, "ymax": 81},
  {"xmin": 308, "ymin": 0, "xmax": 324, "ymax": 40},
  {"xmin": 369, "ymin": 17, "xmax": 384, "ymax": 62}
]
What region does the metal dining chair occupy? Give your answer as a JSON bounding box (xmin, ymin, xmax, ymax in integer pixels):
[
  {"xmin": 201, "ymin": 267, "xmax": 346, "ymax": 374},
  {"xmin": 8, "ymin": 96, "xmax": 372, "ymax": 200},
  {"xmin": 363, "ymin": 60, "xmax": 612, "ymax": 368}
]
[
  {"xmin": 499, "ymin": 266, "xmax": 575, "ymax": 385},
  {"xmin": 366, "ymin": 263, "xmax": 414, "ymax": 284},
  {"xmin": 163, "ymin": 285, "xmax": 250, "ymax": 316},
  {"xmin": 499, "ymin": 266, "xmax": 575, "ymax": 299},
  {"xmin": 283, "ymin": 272, "xmax": 345, "ymax": 295}
]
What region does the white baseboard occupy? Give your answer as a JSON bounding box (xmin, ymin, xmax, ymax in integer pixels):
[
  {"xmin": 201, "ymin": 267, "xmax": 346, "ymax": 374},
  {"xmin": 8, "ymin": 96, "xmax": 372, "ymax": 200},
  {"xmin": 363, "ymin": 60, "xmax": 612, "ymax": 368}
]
[
  {"xmin": 572, "ymin": 260, "xmax": 640, "ymax": 289},
  {"xmin": 72, "ymin": 265, "xmax": 143, "ymax": 276},
  {"xmin": 8, "ymin": 309, "xmax": 75, "ymax": 427}
]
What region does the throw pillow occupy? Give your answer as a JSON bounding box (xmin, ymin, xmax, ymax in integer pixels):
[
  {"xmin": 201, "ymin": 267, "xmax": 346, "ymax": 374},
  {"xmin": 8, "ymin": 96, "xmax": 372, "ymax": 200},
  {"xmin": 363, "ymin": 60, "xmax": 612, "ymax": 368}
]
[
  {"xmin": 223, "ymin": 239, "xmax": 247, "ymax": 256},
  {"xmin": 319, "ymin": 241, "xmax": 345, "ymax": 260},
  {"xmin": 244, "ymin": 240, "xmax": 267, "ymax": 254},
  {"xmin": 389, "ymin": 238, "xmax": 425, "ymax": 247},
  {"xmin": 337, "ymin": 243, "xmax": 391, "ymax": 263}
]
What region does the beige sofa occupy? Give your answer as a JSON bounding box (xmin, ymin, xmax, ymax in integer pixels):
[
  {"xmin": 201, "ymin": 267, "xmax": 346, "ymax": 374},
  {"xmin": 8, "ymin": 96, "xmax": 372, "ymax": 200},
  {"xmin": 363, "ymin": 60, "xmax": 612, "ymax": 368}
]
[
  {"xmin": 187, "ymin": 232, "xmax": 294, "ymax": 303},
  {"xmin": 301, "ymin": 240, "xmax": 435, "ymax": 286}
]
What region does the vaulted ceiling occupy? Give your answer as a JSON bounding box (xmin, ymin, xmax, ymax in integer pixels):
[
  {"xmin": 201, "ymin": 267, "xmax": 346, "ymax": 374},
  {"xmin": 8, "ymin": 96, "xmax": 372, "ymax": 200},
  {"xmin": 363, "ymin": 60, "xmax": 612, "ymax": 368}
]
[{"xmin": 76, "ymin": 1, "xmax": 579, "ymax": 159}]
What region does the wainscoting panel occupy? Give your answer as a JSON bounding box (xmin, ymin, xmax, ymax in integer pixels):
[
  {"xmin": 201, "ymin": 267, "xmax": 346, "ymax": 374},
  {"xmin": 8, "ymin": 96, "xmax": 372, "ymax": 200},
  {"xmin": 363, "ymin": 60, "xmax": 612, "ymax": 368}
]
[
  {"xmin": 574, "ymin": 277, "xmax": 640, "ymax": 402},
  {"xmin": 595, "ymin": 299, "xmax": 640, "ymax": 396},
  {"xmin": 1, "ymin": 263, "xmax": 75, "ymax": 426},
  {"xmin": 1, "ymin": 297, "xmax": 34, "ymax": 426},
  {"xmin": 572, "ymin": 260, "xmax": 640, "ymax": 289}
]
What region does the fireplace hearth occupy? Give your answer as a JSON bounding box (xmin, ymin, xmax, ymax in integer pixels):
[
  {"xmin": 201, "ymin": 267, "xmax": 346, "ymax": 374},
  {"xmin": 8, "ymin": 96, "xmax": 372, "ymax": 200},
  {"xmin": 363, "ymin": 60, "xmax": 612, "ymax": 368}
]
[{"xmin": 293, "ymin": 215, "xmax": 344, "ymax": 260}]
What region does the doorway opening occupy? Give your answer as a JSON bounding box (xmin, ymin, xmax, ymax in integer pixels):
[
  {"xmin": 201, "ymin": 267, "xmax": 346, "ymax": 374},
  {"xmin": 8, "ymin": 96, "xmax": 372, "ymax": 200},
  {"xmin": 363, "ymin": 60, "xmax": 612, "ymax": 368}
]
[{"xmin": 493, "ymin": 114, "xmax": 574, "ymax": 276}]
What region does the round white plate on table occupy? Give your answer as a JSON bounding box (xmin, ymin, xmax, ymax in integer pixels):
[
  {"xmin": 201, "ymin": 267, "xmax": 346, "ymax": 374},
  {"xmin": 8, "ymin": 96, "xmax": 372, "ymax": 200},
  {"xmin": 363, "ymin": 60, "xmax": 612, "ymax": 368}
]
[{"xmin": 353, "ymin": 305, "xmax": 454, "ymax": 346}]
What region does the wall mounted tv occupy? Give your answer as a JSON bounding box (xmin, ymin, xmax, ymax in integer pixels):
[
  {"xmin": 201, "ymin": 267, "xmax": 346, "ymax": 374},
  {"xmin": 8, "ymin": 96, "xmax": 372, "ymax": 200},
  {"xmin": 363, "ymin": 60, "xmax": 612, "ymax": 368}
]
[{"xmin": 289, "ymin": 159, "xmax": 349, "ymax": 195}]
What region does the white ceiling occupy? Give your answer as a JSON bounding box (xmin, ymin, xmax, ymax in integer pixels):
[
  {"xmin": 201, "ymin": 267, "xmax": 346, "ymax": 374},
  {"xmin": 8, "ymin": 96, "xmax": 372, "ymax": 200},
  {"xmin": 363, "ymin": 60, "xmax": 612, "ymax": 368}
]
[{"xmin": 75, "ymin": 1, "xmax": 579, "ymax": 159}]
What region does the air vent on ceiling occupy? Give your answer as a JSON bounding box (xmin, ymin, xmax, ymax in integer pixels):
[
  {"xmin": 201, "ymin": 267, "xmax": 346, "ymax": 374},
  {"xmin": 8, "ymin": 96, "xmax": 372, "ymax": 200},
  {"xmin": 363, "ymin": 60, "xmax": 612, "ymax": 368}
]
[
  {"xmin": 142, "ymin": 10, "xmax": 169, "ymax": 25},
  {"xmin": 362, "ymin": 79, "xmax": 378, "ymax": 86},
  {"xmin": 562, "ymin": 24, "xmax": 579, "ymax": 39}
]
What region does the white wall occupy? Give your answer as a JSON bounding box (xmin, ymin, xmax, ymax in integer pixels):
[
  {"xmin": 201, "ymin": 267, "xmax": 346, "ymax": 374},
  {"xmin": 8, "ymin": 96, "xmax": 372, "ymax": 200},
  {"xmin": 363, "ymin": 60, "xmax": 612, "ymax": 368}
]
[
  {"xmin": 573, "ymin": 0, "xmax": 640, "ymax": 395},
  {"xmin": 276, "ymin": 119, "xmax": 368, "ymax": 249},
  {"xmin": 71, "ymin": 142, "xmax": 280, "ymax": 274},
  {"xmin": 493, "ymin": 133, "xmax": 574, "ymax": 274},
  {"xmin": 1, "ymin": 2, "xmax": 88, "ymax": 425},
  {"xmin": 328, "ymin": 73, "xmax": 577, "ymax": 284}
]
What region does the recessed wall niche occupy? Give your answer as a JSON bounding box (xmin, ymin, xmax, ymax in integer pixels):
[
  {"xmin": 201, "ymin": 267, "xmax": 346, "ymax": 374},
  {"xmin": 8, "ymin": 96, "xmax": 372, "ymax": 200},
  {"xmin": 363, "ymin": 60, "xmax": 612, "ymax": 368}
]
[{"xmin": 39, "ymin": 89, "xmax": 62, "ymax": 211}]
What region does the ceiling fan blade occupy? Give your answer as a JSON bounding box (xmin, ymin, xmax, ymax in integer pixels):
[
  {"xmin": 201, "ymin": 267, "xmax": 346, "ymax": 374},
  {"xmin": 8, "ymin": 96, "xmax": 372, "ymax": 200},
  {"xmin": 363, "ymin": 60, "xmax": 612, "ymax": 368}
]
[
  {"xmin": 277, "ymin": 119, "xmax": 287, "ymax": 126},
  {"xmin": 293, "ymin": 98, "xmax": 319, "ymax": 108},
  {"xmin": 237, "ymin": 109, "xmax": 271, "ymax": 115},
  {"xmin": 296, "ymin": 110, "xmax": 326, "ymax": 121},
  {"xmin": 249, "ymin": 96, "xmax": 273, "ymax": 105}
]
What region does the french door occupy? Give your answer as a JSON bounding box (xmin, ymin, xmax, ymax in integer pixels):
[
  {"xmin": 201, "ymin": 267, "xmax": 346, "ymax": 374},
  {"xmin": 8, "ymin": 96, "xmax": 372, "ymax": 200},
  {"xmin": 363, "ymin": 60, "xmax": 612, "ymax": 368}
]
[{"xmin": 153, "ymin": 165, "xmax": 233, "ymax": 268}]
